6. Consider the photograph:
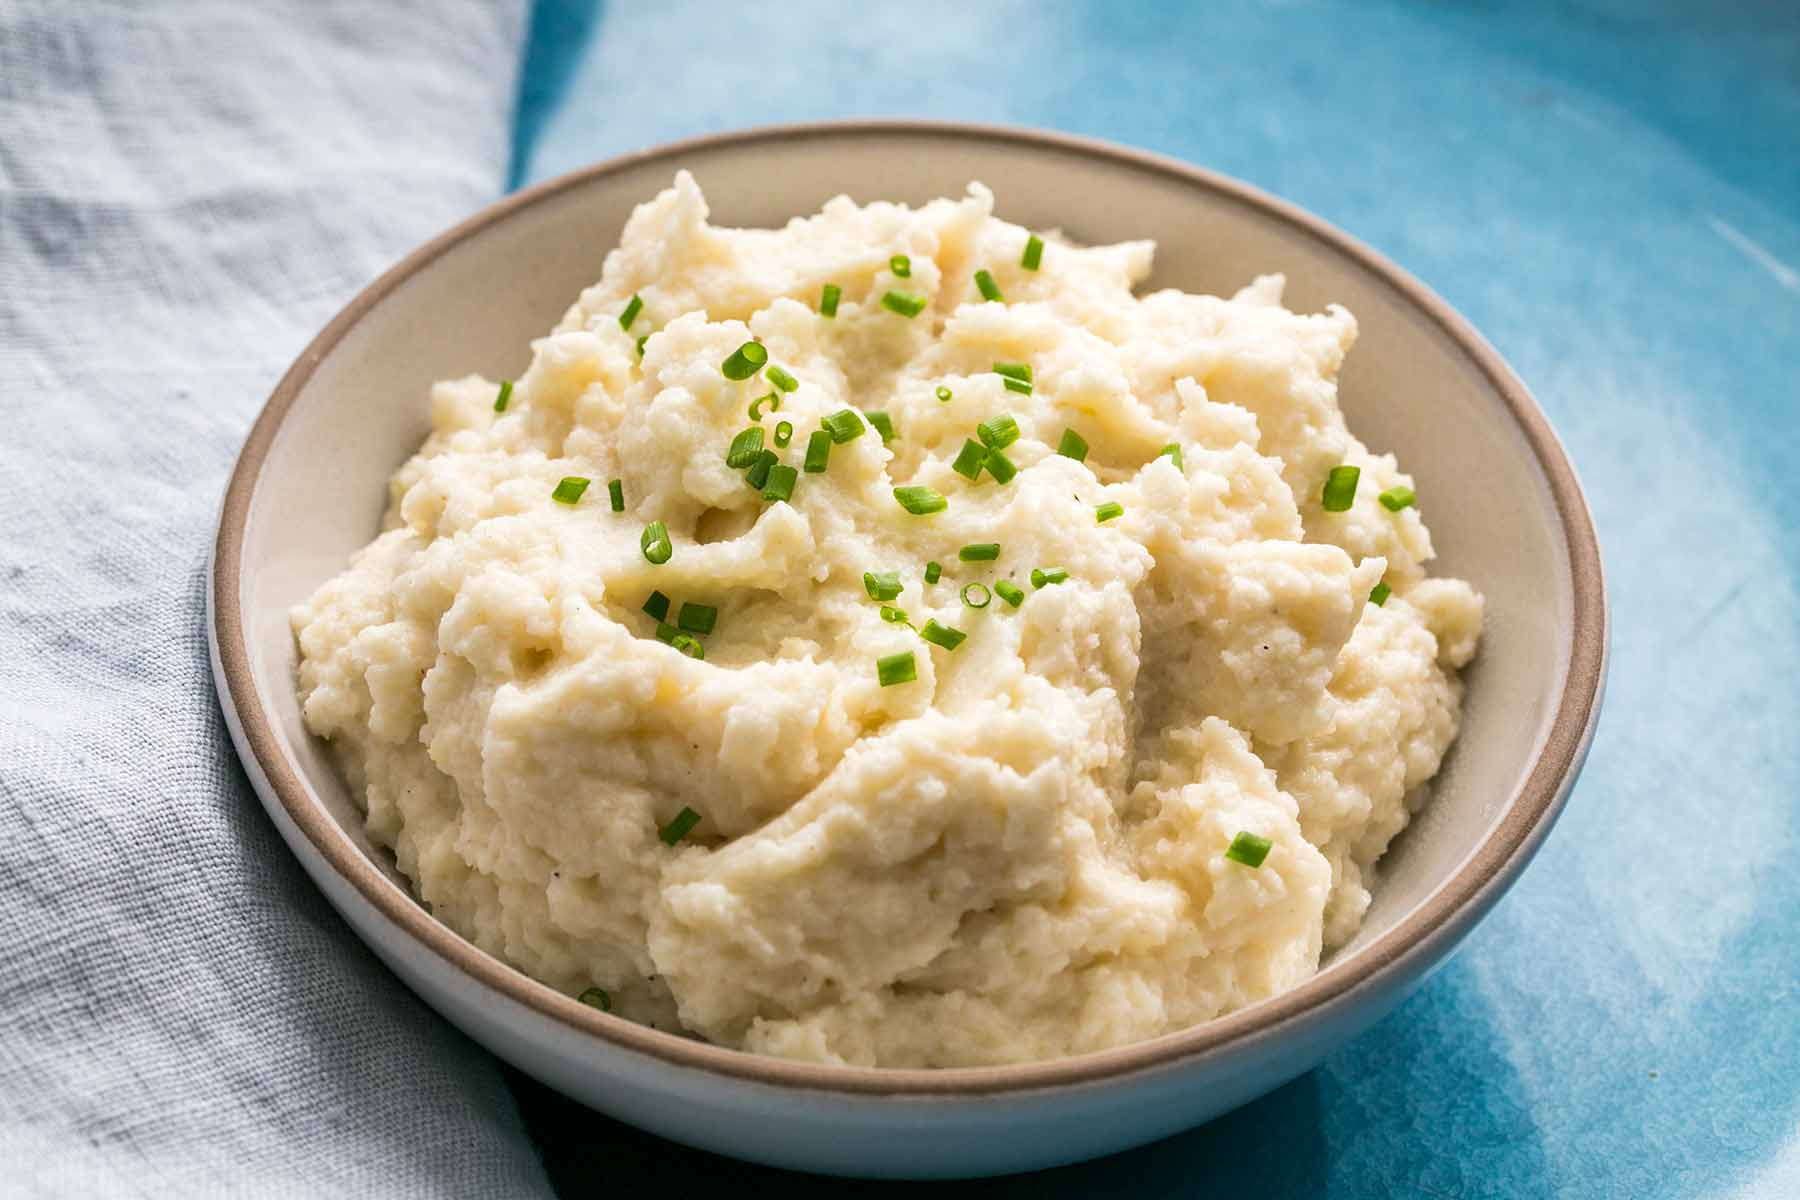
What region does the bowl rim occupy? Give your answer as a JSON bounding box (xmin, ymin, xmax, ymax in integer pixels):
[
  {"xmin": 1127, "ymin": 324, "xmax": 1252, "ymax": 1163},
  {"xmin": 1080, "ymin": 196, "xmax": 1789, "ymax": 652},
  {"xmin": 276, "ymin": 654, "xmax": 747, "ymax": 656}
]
[{"xmin": 211, "ymin": 118, "xmax": 1607, "ymax": 1098}]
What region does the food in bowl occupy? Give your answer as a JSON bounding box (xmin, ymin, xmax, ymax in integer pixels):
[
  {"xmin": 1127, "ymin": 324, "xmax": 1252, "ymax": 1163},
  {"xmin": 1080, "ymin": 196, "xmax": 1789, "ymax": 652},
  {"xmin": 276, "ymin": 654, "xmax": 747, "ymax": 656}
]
[{"xmin": 292, "ymin": 173, "xmax": 1482, "ymax": 1068}]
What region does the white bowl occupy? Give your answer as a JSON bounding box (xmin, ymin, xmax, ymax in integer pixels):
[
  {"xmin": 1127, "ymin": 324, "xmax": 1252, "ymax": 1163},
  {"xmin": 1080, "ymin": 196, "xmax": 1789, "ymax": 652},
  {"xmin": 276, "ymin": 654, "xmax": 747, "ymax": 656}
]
[{"xmin": 209, "ymin": 121, "xmax": 1606, "ymax": 1178}]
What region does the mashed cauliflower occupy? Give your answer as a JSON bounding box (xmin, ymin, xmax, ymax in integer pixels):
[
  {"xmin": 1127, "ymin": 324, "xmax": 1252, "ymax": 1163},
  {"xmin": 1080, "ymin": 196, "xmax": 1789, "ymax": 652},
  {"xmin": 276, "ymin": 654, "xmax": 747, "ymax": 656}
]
[{"xmin": 293, "ymin": 174, "xmax": 1482, "ymax": 1067}]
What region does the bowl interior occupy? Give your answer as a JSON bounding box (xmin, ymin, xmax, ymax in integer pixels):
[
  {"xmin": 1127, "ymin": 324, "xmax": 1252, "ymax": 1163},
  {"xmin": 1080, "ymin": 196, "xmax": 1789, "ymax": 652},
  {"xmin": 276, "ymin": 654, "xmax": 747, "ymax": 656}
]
[{"xmin": 236, "ymin": 126, "xmax": 1574, "ymax": 985}]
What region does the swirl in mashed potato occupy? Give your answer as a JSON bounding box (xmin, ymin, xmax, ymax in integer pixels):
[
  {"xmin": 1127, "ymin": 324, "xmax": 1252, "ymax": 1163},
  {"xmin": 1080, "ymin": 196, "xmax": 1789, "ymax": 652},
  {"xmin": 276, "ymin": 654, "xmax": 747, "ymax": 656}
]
[{"xmin": 293, "ymin": 173, "xmax": 1482, "ymax": 1067}]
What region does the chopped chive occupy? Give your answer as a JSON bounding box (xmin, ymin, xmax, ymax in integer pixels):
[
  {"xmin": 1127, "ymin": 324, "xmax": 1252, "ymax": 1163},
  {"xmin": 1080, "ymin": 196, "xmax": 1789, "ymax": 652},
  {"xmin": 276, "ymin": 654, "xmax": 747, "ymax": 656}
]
[
  {"xmin": 803, "ymin": 429, "xmax": 832, "ymax": 473},
  {"xmin": 677, "ymin": 602, "xmax": 718, "ymax": 635},
  {"xmin": 659, "ymin": 806, "xmax": 702, "ymax": 845},
  {"xmin": 864, "ymin": 570, "xmax": 903, "ymax": 602},
  {"xmin": 880, "ymin": 605, "xmax": 910, "ymax": 624},
  {"xmin": 493, "ymin": 379, "xmax": 513, "ymax": 412},
  {"xmin": 889, "ymin": 254, "xmax": 912, "ymax": 278},
  {"xmin": 992, "ymin": 362, "xmax": 1033, "ymax": 384},
  {"xmin": 820, "ymin": 283, "xmax": 842, "ymax": 317},
  {"xmin": 977, "ymin": 414, "xmax": 1020, "ymax": 449},
  {"xmin": 619, "ymin": 293, "xmax": 644, "ymax": 331},
  {"xmin": 773, "ymin": 420, "xmax": 794, "ymax": 448},
  {"xmin": 1159, "ymin": 443, "xmax": 1183, "ymax": 472},
  {"xmin": 762, "ymin": 463, "xmax": 798, "ymax": 503},
  {"xmin": 935, "ymin": 385, "xmax": 953, "ymax": 403},
  {"xmin": 767, "ymin": 365, "xmax": 799, "ymax": 393},
  {"xmin": 950, "ymin": 438, "xmax": 988, "ymax": 480},
  {"xmin": 744, "ymin": 449, "xmax": 777, "ymax": 490},
  {"xmin": 636, "ymin": 334, "xmax": 649, "ymax": 357},
  {"xmin": 959, "ymin": 543, "xmax": 1001, "ymax": 562},
  {"xmin": 726, "ymin": 427, "xmax": 766, "ymax": 469},
  {"xmin": 749, "ymin": 392, "xmax": 781, "ymax": 421},
  {"xmin": 1057, "ymin": 429, "xmax": 1089, "ymax": 461},
  {"xmin": 655, "ymin": 621, "xmax": 681, "ymax": 644},
  {"xmin": 1095, "ymin": 501, "xmax": 1124, "ymax": 523},
  {"xmin": 994, "ymin": 579, "xmax": 1025, "ymax": 608},
  {"xmin": 608, "ymin": 478, "xmax": 624, "ymax": 512},
  {"xmin": 894, "ymin": 485, "xmax": 947, "ymax": 515},
  {"xmin": 865, "ymin": 411, "xmax": 896, "ymax": 443},
  {"xmin": 670, "ymin": 634, "xmax": 704, "ymax": 659},
  {"xmin": 822, "ymin": 408, "xmax": 866, "ymax": 443},
  {"xmin": 1225, "ymin": 831, "xmax": 1272, "ymax": 868},
  {"xmin": 1378, "ymin": 485, "xmax": 1417, "ymax": 512},
  {"xmin": 721, "ymin": 340, "xmax": 768, "ymax": 381},
  {"xmin": 881, "ymin": 290, "xmax": 927, "ymax": 317},
  {"xmin": 577, "ymin": 986, "xmax": 612, "ymax": 1012},
  {"xmin": 640, "ymin": 520, "xmax": 672, "ymax": 564},
  {"xmin": 924, "ymin": 560, "xmax": 942, "ymax": 584},
  {"xmin": 1370, "ymin": 581, "xmax": 1392, "ymax": 607},
  {"xmin": 961, "ymin": 582, "xmax": 991, "ymax": 609},
  {"xmin": 1030, "ymin": 566, "xmax": 1068, "ymax": 588},
  {"xmin": 1321, "ymin": 465, "xmax": 1360, "ymax": 512},
  {"xmin": 974, "ymin": 270, "xmax": 1004, "ymax": 302},
  {"xmin": 642, "ymin": 590, "xmax": 671, "ymax": 621},
  {"xmin": 1003, "ymin": 376, "xmax": 1033, "ymax": 395},
  {"xmin": 876, "ymin": 651, "xmax": 917, "ymax": 687},
  {"xmin": 920, "ymin": 619, "xmax": 967, "ymax": 651},
  {"xmin": 1022, "ymin": 234, "xmax": 1044, "ymax": 270},
  {"xmin": 983, "ymin": 448, "xmax": 1018, "ymax": 484},
  {"xmin": 552, "ymin": 476, "xmax": 590, "ymax": 505}
]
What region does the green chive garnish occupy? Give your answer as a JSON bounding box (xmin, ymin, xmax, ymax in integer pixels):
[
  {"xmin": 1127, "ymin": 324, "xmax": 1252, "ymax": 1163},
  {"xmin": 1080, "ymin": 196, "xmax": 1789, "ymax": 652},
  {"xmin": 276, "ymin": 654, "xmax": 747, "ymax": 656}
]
[
  {"xmin": 820, "ymin": 283, "xmax": 842, "ymax": 317},
  {"xmin": 660, "ymin": 806, "xmax": 702, "ymax": 845},
  {"xmin": 774, "ymin": 420, "xmax": 794, "ymax": 448},
  {"xmin": 880, "ymin": 605, "xmax": 910, "ymax": 624},
  {"xmin": 977, "ymin": 414, "xmax": 1020, "ymax": 449},
  {"xmin": 894, "ymin": 485, "xmax": 947, "ymax": 515},
  {"xmin": 876, "ymin": 651, "xmax": 917, "ymax": 687},
  {"xmin": 642, "ymin": 590, "xmax": 671, "ymax": 621},
  {"xmin": 552, "ymin": 476, "xmax": 590, "ymax": 505},
  {"xmin": 721, "ymin": 340, "xmax": 768, "ymax": 381},
  {"xmin": 925, "ymin": 560, "xmax": 942, "ymax": 584},
  {"xmin": 749, "ymin": 392, "xmax": 780, "ymax": 421},
  {"xmin": 1057, "ymin": 429, "xmax": 1088, "ymax": 461},
  {"xmin": 726, "ymin": 427, "xmax": 765, "ymax": 469},
  {"xmin": 493, "ymin": 379, "xmax": 513, "ymax": 412},
  {"xmin": 608, "ymin": 478, "xmax": 624, "ymax": 512},
  {"xmin": 669, "ymin": 633, "xmax": 704, "ymax": 659},
  {"xmin": 950, "ymin": 438, "xmax": 988, "ymax": 480},
  {"xmin": 640, "ymin": 520, "xmax": 672, "ymax": 564},
  {"xmin": 655, "ymin": 622, "xmax": 681, "ymax": 644},
  {"xmin": 803, "ymin": 429, "xmax": 832, "ymax": 473},
  {"xmin": 1159, "ymin": 443, "xmax": 1183, "ymax": 471},
  {"xmin": 1003, "ymin": 376, "xmax": 1032, "ymax": 395},
  {"xmin": 1378, "ymin": 485, "xmax": 1417, "ymax": 512},
  {"xmin": 1022, "ymin": 234, "xmax": 1044, "ymax": 270},
  {"xmin": 961, "ymin": 582, "xmax": 991, "ymax": 609},
  {"xmin": 762, "ymin": 463, "xmax": 798, "ymax": 503},
  {"xmin": 1370, "ymin": 581, "xmax": 1392, "ymax": 606},
  {"xmin": 577, "ymin": 987, "xmax": 612, "ymax": 1012},
  {"xmin": 935, "ymin": 385, "xmax": 953, "ymax": 403},
  {"xmin": 994, "ymin": 579, "xmax": 1025, "ymax": 608},
  {"xmin": 864, "ymin": 571, "xmax": 903, "ymax": 601},
  {"xmin": 1096, "ymin": 501, "xmax": 1124, "ymax": 523},
  {"xmin": 636, "ymin": 334, "xmax": 649, "ymax": 358},
  {"xmin": 677, "ymin": 602, "xmax": 717, "ymax": 635},
  {"xmin": 959, "ymin": 543, "xmax": 1000, "ymax": 562},
  {"xmin": 974, "ymin": 270, "xmax": 1004, "ymax": 302},
  {"xmin": 767, "ymin": 365, "xmax": 799, "ymax": 393},
  {"xmin": 992, "ymin": 362, "xmax": 1032, "ymax": 384},
  {"xmin": 619, "ymin": 294, "xmax": 644, "ymax": 331},
  {"xmin": 983, "ymin": 449, "xmax": 1018, "ymax": 484},
  {"xmin": 865, "ymin": 411, "xmax": 896, "ymax": 443},
  {"xmin": 1225, "ymin": 831, "xmax": 1272, "ymax": 868},
  {"xmin": 919, "ymin": 619, "xmax": 966, "ymax": 651},
  {"xmin": 890, "ymin": 254, "xmax": 912, "ymax": 278},
  {"xmin": 822, "ymin": 409, "xmax": 866, "ymax": 443},
  {"xmin": 881, "ymin": 291, "xmax": 927, "ymax": 318},
  {"xmin": 1030, "ymin": 566, "xmax": 1068, "ymax": 588},
  {"xmin": 745, "ymin": 449, "xmax": 777, "ymax": 490},
  {"xmin": 1322, "ymin": 465, "xmax": 1360, "ymax": 512}
]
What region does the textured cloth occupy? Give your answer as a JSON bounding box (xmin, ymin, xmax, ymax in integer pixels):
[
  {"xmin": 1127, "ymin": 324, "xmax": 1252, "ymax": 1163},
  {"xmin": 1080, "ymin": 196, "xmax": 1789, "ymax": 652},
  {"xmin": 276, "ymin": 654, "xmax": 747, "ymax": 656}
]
[{"xmin": 0, "ymin": 2, "xmax": 553, "ymax": 1195}]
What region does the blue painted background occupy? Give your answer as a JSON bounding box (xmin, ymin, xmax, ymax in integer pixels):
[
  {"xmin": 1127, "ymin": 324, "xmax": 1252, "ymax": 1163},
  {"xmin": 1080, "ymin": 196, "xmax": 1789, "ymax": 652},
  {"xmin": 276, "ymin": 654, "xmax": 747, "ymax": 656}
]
[{"xmin": 503, "ymin": 2, "xmax": 1800, "ymax": 1195}]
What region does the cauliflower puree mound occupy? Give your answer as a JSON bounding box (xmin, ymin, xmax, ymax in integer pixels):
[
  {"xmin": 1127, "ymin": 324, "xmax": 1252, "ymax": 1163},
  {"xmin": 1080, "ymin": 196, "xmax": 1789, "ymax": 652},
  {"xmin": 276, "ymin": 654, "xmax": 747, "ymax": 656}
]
[{"xmin": 293, "ymin": 174, "xmax": 1482, "ymax": 1068}]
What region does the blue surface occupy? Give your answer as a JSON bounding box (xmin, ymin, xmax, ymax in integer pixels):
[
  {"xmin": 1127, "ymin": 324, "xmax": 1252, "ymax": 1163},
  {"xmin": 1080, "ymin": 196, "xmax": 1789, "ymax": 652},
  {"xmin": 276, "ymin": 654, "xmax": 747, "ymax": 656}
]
[{"xmin": 508, "ymin": 2, "xmax": 1800, "ymax": 1194}]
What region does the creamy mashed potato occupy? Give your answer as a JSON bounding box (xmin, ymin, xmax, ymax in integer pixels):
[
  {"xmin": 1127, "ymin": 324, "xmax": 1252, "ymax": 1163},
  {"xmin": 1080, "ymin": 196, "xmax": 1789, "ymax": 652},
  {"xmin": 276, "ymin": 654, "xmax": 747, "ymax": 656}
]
[{"xmin": 293, "ymin": 174, "xmax": 1482, "ymax": 1067}]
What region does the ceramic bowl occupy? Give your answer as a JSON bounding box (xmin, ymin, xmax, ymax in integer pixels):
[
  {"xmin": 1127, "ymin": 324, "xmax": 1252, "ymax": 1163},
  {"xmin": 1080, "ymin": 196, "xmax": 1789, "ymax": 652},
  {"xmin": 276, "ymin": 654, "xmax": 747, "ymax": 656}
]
[{"xmin": 208, "ymin": 121, "xmax": 1606, "ymax": 1179}]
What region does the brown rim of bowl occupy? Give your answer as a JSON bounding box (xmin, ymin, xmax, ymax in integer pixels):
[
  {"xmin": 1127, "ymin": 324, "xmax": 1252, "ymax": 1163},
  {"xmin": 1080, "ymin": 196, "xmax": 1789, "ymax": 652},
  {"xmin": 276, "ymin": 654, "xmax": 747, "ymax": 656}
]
[{"xmin": 212, "ymin": 119, "xmax": 1606, "ymax": 1098}]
